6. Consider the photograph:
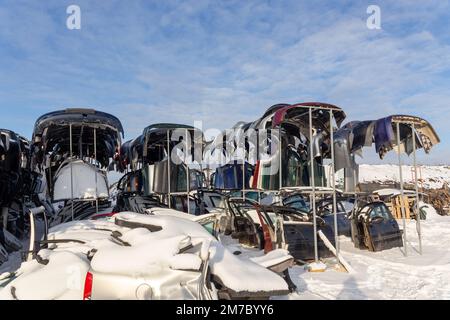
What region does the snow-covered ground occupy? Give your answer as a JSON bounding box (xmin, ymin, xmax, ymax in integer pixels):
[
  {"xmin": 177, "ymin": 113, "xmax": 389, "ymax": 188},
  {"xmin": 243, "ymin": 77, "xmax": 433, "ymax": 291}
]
[
  {"xmin": 285, "ymin": 211, "xmax": 450, "ymax": 300},
  {"xmin": 359, "ymin": 164, "xmax": 450, "ymax": 189}
]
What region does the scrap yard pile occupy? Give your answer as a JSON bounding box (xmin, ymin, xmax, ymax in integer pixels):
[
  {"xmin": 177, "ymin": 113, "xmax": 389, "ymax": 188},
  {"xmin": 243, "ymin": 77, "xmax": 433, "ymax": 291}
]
[
  {"xmin": 0, "ymin": 104, "xmax": 448, "ymax": 300},
  {"xmin": 428, "ymin": 185, "xmax": 450, "ymax": 216}
]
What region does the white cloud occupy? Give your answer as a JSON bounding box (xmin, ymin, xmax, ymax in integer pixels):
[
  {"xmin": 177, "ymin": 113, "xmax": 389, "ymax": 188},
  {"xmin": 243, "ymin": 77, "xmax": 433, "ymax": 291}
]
[{"xmin": 0, "ymin": 0, "xmax": 448, "ymax": 163}]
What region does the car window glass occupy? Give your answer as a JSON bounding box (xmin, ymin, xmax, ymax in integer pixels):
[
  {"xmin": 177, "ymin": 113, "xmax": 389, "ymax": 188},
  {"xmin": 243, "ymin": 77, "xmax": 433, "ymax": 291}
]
[
  {"xmin": 210, "ymin": 196, "xmax": 225, "ymax": 209},
  {"xmin": 369, "ymin": 204, "xmax": 391, "ymax": 220}
]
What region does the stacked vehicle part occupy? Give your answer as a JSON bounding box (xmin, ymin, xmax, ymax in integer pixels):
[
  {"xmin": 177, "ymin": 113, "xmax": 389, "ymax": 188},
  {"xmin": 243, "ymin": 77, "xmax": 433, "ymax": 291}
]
[{"xmin": 31, "ymin": 108, "xmax": 124, "ymax": 223}]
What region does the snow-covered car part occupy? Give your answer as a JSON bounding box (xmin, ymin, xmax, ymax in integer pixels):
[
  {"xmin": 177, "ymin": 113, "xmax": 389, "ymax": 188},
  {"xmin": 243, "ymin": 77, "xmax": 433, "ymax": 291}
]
[{"xmin": 0, "ymin": 212, "xmax": 290, "ymax": 300}]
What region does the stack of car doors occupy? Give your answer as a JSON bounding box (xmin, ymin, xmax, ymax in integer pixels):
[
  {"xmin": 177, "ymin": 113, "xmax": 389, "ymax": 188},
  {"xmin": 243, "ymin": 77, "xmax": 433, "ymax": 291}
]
[
  {"xmin": 211, "ymin": 162, "xmax": 254, "ymax": 190},
  {"xmin": 0, "ymin": 129, "xmax": 44, "ymax": 265},
  {"xmin": 115, "ymin": 123, "xmax": 207, "ymax": 214},
  {"xmin": 249, "ymin": 103, "xmax": 346, "ymax": 190},
  {"xmin": 206, "ymin": 102, "xmax": 346, "ymax": 193},
  {"xmin": 335, "ymin": 114, "xmax": 440, "ymax": 192},
  {"xmin": 208, "ymin": 103, "xmax": 349, "ymax": 261},
  {"xmin": 334, "ymin": 114, "xmax": 440, "ymax": 252},
  {"xmin": 31, "ymin": 108, "xmax": 124, "ymax": 224},
  {"xmin": 219, "ymin": 197, "xmax": 336, "ymax": 262},
  {"xmin": 281, "ymin": 192, "xmax": 353, "ymax": 237}
]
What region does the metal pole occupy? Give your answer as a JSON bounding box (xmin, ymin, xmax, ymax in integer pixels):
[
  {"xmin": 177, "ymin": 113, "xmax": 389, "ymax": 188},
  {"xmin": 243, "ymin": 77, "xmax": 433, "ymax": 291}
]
[
  {"xmin": 186, "ymin": 129, "xmax": 190, "ymax": 214},
  {"xmin": 94, "ymin": 128, "xmax": 99, "ymax": 214},
  {"xmin": 412, "ymin": 124, "xmax": 422, "ymax": 254},
  {"xmin": 309, "ymin": 108, "xmax": 319, "ymax": 263},
  {"xmin": 396, "ymin": 122, "xmax": 408, "ymax": 257},
  {"xmin": 70, "ymin": 124, "xmax": 74, "ymax": 221},
  {"xmin": 242, "ymin": 130, "xmax": 247, "ymax": 201},
  {"xmin": 167, "ymin": 130, "xmax": 172, "ymax": 209},
  {"xmin": 330, "ymin": 111, "xmax": 339, "ymax": 254},
  {"xmin": 279, "ymin": 126, "xmax": 282, "ymax": 190}
]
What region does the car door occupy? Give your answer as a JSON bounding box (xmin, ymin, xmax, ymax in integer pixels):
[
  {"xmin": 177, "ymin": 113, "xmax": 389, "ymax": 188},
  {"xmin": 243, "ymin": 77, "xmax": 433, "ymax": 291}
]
[
  {"xmin": 283, "ymin": 221, "xmax": 335, "ymax": 261},
  {"xmin": 366, "ymin": 203, "xmax": 403, "ymax": 251},
  {"xmin": 318, "ymin": 201, "xmax": 352, "ymax": 237},
  {"xmin": 227, "ymin": 201, "xmax": 261, "ymax": 248}
]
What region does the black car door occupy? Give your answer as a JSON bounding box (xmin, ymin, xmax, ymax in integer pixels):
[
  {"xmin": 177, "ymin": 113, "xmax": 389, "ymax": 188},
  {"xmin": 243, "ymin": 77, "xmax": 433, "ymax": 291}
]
[
  {"xmin": 366, "ymin": 203, "xmax": 403, "ymax": 251},
  {"xmin": 283, "ymin": 220, "xmax": 335, "ymax": 261}
]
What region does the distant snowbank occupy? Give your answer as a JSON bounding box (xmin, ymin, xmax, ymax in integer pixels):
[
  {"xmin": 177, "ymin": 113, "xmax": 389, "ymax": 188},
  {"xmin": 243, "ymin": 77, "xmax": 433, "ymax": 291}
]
[{"xmin": 359, "ymin": 164, "xmax": 450, "ymax": 189}]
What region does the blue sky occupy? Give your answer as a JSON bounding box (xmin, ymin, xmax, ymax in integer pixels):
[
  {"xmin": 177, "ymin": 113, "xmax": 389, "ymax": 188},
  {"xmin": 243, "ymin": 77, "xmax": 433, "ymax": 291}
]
[{"xmin": 0, "ymin": 0, "xmax": 449, "ymax": 164}]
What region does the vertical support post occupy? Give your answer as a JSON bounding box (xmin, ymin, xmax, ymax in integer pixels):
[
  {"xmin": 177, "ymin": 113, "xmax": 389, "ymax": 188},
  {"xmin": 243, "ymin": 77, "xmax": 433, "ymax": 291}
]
[
  {"xmin": 279, "ymin": 126, "xmax": 282, "ymax": 190},
  {"xmin": 167, "ymin": 130, "xmax": 172, "ymax": 209},
  {"xmin": 309, "ymin": 108, "xmax": 319, "ymax": 263},
  {"xmin": 256, "ymin": 128, "xmax": 260, "ymax": 196},
  {"xmin": 412, "ymin": 123, "xmax": 422, "ymax": 254},
  {"xmin": 94, "ymin": 128, "xmax": 99, "ymax": 214},
  {"xmin": 69, "ymin": 123, "xmax": 74, "ymax": 221},
  {"xmin": 396, "ymin": 122, "xmax": 408, "ymax": 257},
  {"xmin": 186, "ymin": 129, "xmax": 190, "ymax": 214},
  {"xmin": 330, "ymin": 111, "xmax": 339, "ymax": 254},
  {"xmin": 242, "ymin": 129, "xmax": 246, "ymax": 201}
]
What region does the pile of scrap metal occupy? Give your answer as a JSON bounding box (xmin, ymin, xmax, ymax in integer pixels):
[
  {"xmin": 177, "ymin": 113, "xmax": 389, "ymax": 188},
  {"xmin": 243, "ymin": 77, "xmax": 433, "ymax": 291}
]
[
  {"xmin": 427, "ymin": 184, "xmax": 450, "ymax": 216},
  {"xmin": 0, "ymin": 129, "xmax": 43, "ymax": 264},
  {"xmin": 31, "ymin": 108, "xmax": 124, "ymax": 224},
  {"xmin": 114, "ymin": 124, "xmax": 209, "ymax": 214}
]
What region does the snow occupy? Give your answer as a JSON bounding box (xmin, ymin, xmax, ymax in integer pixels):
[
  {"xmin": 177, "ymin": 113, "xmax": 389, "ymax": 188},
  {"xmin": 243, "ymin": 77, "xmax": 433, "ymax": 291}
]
[
  {"xmin": 420, "ymin": 201, "xmax": 438, "ymax": 217},
  {"xmin": 0, "ymin": 212, "xmax": 290, "ymax": 299},
  {"xmin": 373, "ymin": 188, "xmax": 415, "ymax": 196},
  {"xmin": 113, "ymin": 213, "xmax": 289, "ymax": 293},
  {"xmin": 208, "ymin": 244, "xmax": 289, "ymax": 293},
  {"xmin": 359, "ymin": 164, "xmax": 450, "ymax": 189},
  {"xmin": 287, "ymin": 212, "xmax": 450, "ymax": 300},
  {"xmin": 3, "ymin": 194, "xmax": 450, "ymax": 300},
  {"xmin": 169, "ymin": 254, "xmax": 202, "ymax": 271},
  {"xmin": 0, "ymin": 251, "xmax": 90, "ymax": 300},
  {"xmin": 250, "ymin": 249, "xmax": 293, "ymax": 269},
  {"xmin": 91, "ymin": 235, "xmax": 189, "ymax": 276}
]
